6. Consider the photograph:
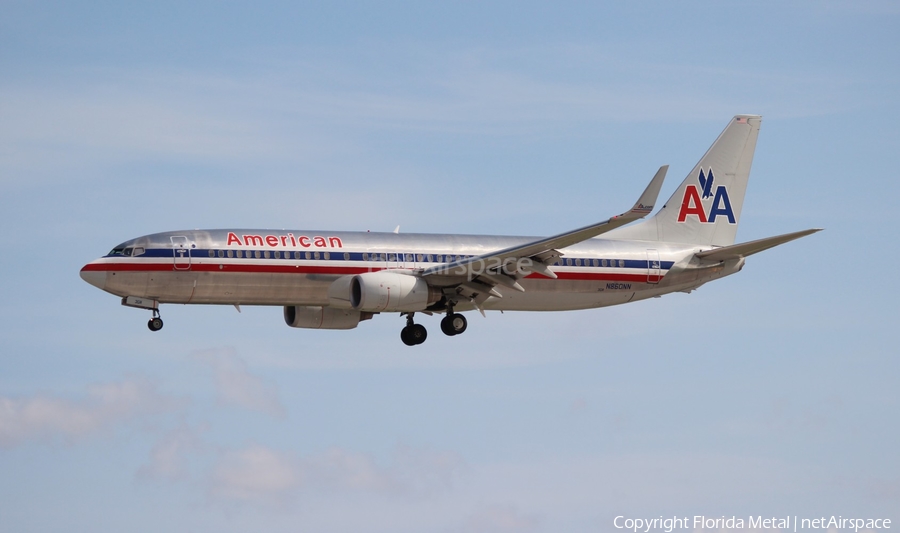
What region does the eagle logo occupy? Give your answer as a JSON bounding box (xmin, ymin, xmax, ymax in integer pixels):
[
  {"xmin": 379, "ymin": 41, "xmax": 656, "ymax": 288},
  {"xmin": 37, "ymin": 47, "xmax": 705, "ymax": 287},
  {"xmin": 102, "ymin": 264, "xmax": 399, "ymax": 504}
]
[{"xmin": 698, "ymin": 168, "xmax": 715, "ymax": 199}]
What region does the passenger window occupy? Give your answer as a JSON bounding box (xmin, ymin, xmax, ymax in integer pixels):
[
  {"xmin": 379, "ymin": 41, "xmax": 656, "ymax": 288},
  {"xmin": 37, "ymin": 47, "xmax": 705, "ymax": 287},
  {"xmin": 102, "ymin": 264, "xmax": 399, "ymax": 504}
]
[
  {"xmin": 209, "ymin": 250, "xmax": 215, "ymax": 258},
  {"xmin": 324, "ymin": 252, "xmax": 330, "ymax": 260},
  {"xmin": 264, "ymin": 251, "xmax": 270, "ymax": 259},
  {"xmin": 218, "ymin": 250, "xmax": 225, "ymax": 258},
  {"xmin": 227, "ymin": 250, "xmax": 233, "ymax": 258},
  {"xmin": 344, "ymin": 252, "xmax": 350, "ymax": 260}
]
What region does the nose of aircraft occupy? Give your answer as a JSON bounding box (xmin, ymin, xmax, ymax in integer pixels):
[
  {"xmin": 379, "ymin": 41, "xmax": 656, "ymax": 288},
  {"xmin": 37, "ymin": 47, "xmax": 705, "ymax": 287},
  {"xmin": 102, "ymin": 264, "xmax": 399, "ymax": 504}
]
[{"xmin": 80, "ymin": 263, "xmax": 106, "ymax": 290}]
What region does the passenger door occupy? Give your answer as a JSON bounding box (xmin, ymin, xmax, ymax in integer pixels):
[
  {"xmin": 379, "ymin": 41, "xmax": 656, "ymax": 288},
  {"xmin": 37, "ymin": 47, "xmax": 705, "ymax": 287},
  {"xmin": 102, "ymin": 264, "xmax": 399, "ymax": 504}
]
[{"xmin": 171, "ymin": 236, "xmax": 192, "ymax": 271}]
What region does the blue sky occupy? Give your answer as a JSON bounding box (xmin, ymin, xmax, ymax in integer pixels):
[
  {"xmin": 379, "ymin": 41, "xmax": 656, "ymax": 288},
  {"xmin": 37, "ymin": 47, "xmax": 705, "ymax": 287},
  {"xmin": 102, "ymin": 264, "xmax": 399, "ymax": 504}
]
[{"xmin": 1, "ymin": 2, "xmax": 898, "ymax": 532}]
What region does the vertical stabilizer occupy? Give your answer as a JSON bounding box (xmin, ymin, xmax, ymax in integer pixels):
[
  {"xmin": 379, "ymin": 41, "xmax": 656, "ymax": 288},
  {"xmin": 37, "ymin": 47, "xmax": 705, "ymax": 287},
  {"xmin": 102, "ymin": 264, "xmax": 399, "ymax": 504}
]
[{"xmin": 606, "ymin": 115, "xmax": 761, "ymax": 246}]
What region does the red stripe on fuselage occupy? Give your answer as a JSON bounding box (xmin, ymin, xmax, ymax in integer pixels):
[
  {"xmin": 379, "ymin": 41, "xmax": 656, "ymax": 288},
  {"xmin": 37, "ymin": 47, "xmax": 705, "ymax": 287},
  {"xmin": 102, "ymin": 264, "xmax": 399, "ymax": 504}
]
[{"xmin": 81, "ymin": 261, "xmax": 660, "ymax": 283}]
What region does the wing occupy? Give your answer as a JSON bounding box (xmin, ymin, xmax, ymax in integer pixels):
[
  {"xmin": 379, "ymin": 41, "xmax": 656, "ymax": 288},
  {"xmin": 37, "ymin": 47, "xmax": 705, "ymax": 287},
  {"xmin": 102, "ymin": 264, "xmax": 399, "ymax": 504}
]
[{"xmin": 420, "ymin": 165, "xmax": 668, "ymax": 308}]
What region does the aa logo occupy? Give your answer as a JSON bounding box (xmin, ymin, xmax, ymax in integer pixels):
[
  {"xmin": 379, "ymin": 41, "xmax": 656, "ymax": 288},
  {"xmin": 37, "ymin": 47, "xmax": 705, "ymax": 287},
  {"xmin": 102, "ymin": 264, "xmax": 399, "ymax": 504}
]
[{"xmin": 676, "ymin": 168, "xmax": 735, "ymax": 223}]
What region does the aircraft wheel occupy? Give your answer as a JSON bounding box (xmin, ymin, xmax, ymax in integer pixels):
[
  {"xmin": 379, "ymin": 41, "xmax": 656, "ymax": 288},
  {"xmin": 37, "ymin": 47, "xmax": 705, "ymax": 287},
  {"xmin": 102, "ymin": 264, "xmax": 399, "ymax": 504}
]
[
  {"xmin": 148, "ymin": 317, "xmax": 164, "ymax": 331},
  {"xmin": 441, "ymin": 313, "xmax": 467, "ymax": 336},
  {"xmin": 440, "ymin": 315, "xmax": 456, "ymax": 336},
  {"xmin": 401, "ymin": 324, "xmax": 427, "ymax": 346},
  {"xmin": 400, "ymin": 326, "xmax": 414, "ymax": 345},
  {"xmin": 409, "ymin": 324, "xmax": 427, "ymax": 345}
]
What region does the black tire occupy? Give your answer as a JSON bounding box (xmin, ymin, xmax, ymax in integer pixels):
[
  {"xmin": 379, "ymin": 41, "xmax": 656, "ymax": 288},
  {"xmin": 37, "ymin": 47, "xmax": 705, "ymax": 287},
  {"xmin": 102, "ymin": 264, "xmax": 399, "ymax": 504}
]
[
  {"xmin": 400, "ymin": 326, "xmax": 416, "ymax": 346},
  {"xmin": 409, "ymin": 324, "xmax": 427, "ymax": 345},
  {"xmin": 440, "ymin": 315, "xmax": 457, "ymax": 336},
  {"xmin": 148, "ymin": 317, "xmax": 164, "ymax": 331}
]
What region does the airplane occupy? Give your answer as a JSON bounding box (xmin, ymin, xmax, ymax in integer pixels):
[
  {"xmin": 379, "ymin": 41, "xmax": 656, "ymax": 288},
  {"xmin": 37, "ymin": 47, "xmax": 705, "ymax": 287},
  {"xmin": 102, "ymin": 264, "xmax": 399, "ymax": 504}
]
[{"xmin": 80, "ymin": 115, "xmax": 821, "ymax": 346}]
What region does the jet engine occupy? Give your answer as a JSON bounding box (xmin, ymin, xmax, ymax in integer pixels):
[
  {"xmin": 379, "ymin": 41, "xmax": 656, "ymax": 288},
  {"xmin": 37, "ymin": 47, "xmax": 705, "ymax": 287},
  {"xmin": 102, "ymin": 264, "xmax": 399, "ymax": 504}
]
[
  {"xmin": 328, "ymin": 271, "xmax": 440, "ymax": 312},
  {"xmin": 283, "ymin": 305, "xmax": 371, "ymax": 330}
]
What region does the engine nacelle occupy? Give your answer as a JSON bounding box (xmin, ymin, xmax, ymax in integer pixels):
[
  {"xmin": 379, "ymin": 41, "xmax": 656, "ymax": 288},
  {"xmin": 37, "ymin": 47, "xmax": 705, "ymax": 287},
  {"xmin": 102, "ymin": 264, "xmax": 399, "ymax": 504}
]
[
  {"xmin": 340, "ymin": 271, "xmax": 440, "ymax": 312},
  {"xmin": 283, "ymin": 305, "xmax": 371, "ymax": 330}
]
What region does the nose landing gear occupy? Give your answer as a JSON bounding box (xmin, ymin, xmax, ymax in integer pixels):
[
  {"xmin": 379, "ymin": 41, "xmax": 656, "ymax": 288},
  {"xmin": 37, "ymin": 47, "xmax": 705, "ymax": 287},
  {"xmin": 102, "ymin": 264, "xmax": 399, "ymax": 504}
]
[
  {"xmin": 122, "ymin": 296, "xmax": 164, "ymax": 332},
  {"xmin": 147, "ymin": 309, "xmax": 164, "ymax": 331}
]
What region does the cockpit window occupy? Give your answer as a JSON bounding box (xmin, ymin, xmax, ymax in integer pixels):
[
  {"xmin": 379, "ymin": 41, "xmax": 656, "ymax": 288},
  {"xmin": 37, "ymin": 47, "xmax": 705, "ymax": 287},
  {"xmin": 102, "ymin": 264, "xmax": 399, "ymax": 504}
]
[
  {"xmin": 108, "ymin": 247, "xmax": 126, "ymax": 256},
  {"xmin": 123, "ymin": 248, "xmax": 133, "ymax": 256}
]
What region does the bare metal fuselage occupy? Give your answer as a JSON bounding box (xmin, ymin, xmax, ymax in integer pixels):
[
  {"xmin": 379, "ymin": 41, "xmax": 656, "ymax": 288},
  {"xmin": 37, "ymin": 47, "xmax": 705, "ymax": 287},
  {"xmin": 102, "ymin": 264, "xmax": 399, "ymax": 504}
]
[{"xmin": 81, "ymin": 229, "xmax": 738, "ymax": 313}]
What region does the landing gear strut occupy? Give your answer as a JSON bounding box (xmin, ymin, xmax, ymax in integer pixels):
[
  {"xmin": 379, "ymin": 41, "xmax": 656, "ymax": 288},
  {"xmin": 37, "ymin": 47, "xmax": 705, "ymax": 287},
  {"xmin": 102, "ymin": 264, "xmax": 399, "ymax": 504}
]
[
  {"xmin": 440, "ymin": 308, "xmax": 467, "ymax": 336},
  {"xmin": 147, "ymin": 309, "xmax": 164, "ymax": 332},
  {"xmin": 400, "ymin": 313, "xmax": 427, "ymax": 346},
  {"xmin": 121, "ymin": 297, "xmax": 164, "ymax": 332}
]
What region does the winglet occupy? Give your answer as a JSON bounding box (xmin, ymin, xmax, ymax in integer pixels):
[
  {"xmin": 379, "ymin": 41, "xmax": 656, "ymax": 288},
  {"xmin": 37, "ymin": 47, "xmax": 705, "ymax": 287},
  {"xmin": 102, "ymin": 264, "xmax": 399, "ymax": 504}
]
[{"xmin": 624, "ymin": 165, "xmax": 667, "ymax": 218}]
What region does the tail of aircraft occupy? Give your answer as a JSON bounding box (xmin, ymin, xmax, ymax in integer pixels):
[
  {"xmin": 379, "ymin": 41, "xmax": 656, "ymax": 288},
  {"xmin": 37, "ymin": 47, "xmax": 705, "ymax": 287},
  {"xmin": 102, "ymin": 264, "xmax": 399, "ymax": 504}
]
[{"xmin": 607, "ymin": 115, "xmax": 761, "ymax": 246}]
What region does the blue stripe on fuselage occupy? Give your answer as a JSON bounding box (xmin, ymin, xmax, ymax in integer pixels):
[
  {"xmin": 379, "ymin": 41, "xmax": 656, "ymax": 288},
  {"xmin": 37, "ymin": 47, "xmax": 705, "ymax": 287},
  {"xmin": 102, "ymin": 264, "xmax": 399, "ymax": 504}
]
[{"xmin": 110, "ymin": 248, "xmax": 674, "ymax": 270}]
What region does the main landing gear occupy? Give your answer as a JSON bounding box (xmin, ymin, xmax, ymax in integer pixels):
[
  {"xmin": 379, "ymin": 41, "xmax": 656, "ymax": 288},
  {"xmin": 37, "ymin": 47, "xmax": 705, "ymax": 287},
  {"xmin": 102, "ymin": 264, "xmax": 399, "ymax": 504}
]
[
  {"xmin": 400, "ymin": 307, "xmax": 468, "ymax": 346},
  {"xmin": 400, "ymin": 313, "xmax": 427, "ymax": 346},
  {"xmin": 440, "ymin": 311, "xmax": 467, "ymax": 337}
]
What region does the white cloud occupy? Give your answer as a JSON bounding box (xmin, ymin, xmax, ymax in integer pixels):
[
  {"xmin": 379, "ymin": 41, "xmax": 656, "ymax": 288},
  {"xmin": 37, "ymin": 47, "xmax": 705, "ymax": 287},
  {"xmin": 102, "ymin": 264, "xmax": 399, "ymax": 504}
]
[
  {"xmin": 301, "ymin": 445, "xmax": 463, "ymax": 497},
  {"xmin": 204, "ymin": 443, "xmax": 464, "ymax": 506},
  {"xmin": 0, "ymin": 378, "xmax": 176, "ymax": 448},
  {"xmin": 193, "ymin": 347, "xmax": 286, "ymax": 418},
  {"xmin": 302, "ymin": 447, "xmax": 393, "ymax": 492},
  {"xmin": 209, "ymin": 444, "xmax": 299, "ymax": 504},
  {"xmin": 137, "ymin": 424, "xmax": 207, "ymax": 482}
]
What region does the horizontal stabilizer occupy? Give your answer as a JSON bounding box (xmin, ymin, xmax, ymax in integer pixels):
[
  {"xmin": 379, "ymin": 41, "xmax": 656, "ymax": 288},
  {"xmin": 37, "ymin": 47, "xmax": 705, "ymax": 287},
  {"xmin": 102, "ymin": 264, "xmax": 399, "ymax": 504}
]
[{"xmin": 695, "ymin": 228, "xmax": 822, "ymax": 262}]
